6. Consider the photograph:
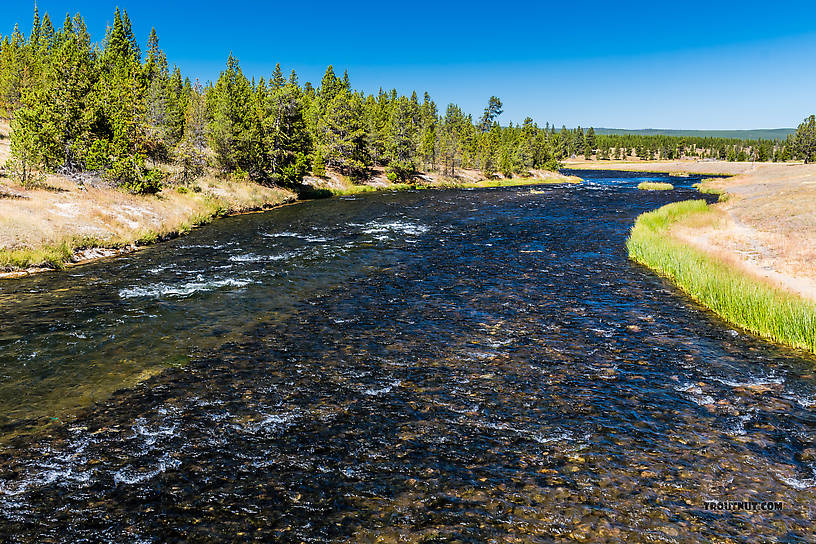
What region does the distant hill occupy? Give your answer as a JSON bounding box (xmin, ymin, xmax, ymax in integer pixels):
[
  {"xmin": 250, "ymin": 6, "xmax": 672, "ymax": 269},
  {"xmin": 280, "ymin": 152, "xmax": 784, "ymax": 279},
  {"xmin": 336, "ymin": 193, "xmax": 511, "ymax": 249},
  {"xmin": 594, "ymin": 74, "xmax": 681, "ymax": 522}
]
[{"xmin": 592, "ymin": 128, "xmax": 795, "ymax": 140}]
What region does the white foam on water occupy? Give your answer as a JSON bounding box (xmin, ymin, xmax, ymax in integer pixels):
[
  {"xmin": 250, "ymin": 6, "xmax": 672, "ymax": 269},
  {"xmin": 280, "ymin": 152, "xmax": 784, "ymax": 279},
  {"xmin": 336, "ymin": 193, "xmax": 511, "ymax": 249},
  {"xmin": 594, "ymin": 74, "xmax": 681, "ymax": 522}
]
[
  {"xmin": 147, "ymin": 264, "xmax": 176, "ymax": 274},
  {"xmin": 713, "ymin": 376, "xmax": 784, "ymax": 388},
  {"xmin": 261, "ymin": 231, "xmax": 333, "ymax": 242},
  {"xmin": 241, "ymin": 412, "xmax": 298, "ymax": 435},
  {"xmin": 112, "ymin": 454, "xmax": 181, "ymax": 486},
  {"xmin": 363, "ymin": 380, "xmax": 402, "ymax": 396},
  {"xmin": 229, "ymin": 249, "xmax": 302, "ymax": 263},
  {"xmin": 675, "ymin": 382, "xmax": 716, "ymax": 406},
  {"xmin": 780, "ymin": 476, "xmax": 816, "ymax": 490},
  {"xmin": 260, "ymin": 231, "xmax": 300, "ymax": 238},
  {"xmin": 792, "ymin": 395, "xmax": 816, "ymax": 408},
  {"xmin": 466, "ymin": 350, "xmax": 495, "ymax": 360},
  {"xmin": 132, "ymin": 419, "xmax": 178, "ymax": 448},
  {"xmin": 361, "ymin": 220, "xmax": 429, "ymax": 237},
  {"xmin": 728, "ymin": 412, "xmax": 754, "ymax": 436},
  {"xmin": 119, "ymin": 276, "xmax": 253, "ymax": 299},
  {"xmin": 532, "ymin": 431, "xmax": 574, "ymax": 445}
]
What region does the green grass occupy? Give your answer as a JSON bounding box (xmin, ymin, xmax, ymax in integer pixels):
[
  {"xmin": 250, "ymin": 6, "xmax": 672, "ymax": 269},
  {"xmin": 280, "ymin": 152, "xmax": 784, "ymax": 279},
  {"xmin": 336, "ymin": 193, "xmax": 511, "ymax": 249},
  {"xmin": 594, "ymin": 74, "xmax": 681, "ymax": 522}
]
[
  {"xmin": 693, "ymin": 180, "xmax": 730, "ymax": 201},
  {"xmin": 0, "ymin": 242, "xmax": 75, "ymax": 270},
  {"xmin": 627, "ymin": 200, "xmax": 816, "ymax": 354},
  {"xmin": 637, "ymin": 181, "xmax": 674, "ymax": 191},
  {"xmin": 0, "ymin": 235, "xmax": 119, "ymax": 270}
]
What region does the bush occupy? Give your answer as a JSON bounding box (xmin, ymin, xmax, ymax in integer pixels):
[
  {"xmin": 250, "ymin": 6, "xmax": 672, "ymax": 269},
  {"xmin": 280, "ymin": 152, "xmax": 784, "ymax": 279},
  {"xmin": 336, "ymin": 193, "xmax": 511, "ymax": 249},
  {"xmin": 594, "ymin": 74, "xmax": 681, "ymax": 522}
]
[
  {"xmin": 543, "ymin": 158, "xmax": 562, "ymax": 172},
  {"xmin": 107, "ymin": 155, "xmax": 164, "ymax": 194},
  {"xmin": 85, "ymin": 139, "xmax": 111, "ymax": 171},
  {"xmin": 386, "ymin": 160, "xmax": 414, "ymax": 183}
]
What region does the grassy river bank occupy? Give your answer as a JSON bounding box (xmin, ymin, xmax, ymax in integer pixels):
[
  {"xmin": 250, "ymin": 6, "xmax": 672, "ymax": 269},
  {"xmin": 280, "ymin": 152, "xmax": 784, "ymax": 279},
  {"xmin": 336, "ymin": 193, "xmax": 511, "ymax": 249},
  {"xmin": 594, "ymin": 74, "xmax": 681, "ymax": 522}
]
[
  {"xmin": 626, "ymin": 199, "xmax": 816, "ymax": 354},
  {"xmin": 564, "ymin": 160, "xmax": 816, "ymax": 355}
]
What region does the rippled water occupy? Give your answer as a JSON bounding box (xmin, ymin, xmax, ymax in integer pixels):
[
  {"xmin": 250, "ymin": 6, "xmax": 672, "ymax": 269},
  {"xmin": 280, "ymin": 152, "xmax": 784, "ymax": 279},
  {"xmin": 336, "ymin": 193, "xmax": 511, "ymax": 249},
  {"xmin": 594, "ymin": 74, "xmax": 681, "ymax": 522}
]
[{"xmin": 1, "ymin": 171, "xmax": 815, "ymax": 542}]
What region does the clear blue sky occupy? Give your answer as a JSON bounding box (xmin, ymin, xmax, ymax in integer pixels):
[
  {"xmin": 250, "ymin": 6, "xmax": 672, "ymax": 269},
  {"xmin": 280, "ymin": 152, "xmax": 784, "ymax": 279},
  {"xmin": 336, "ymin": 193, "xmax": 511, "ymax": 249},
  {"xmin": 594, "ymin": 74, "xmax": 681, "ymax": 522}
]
[{"xmin": 5, "ymin": 0, "xmax": 816, "ymax": 129}]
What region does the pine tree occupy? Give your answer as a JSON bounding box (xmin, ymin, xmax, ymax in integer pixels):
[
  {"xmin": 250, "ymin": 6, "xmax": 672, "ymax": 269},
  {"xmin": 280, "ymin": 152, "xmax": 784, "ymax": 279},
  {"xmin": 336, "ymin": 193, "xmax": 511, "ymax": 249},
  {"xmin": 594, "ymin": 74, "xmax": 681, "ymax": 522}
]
[
  {"xmin": 207, "ymin": 54, "xmax": 254, "ymax": 175},
  {"xmin": 585, "ymin": 127, "xmax": 596, "ymax": 156},
  {"xmin": 314, "ymin": 68, "xmax": 366, "ymax": 178},
  {"xmin": 478, "ymin": 96, "xmax": 503, "ymax": 132},
  {"xmin": 143, "ymin": 27, "xmax": 170, "ymax": 165},
  {"xmin": 175, "ymin": 81, "xmax": 208, "ymax": 184},
  {"xmin": 385, "ymin": 95, "xmax": 419, "ymax": 180},
  {"xmin": 793, "ymin": 115, "xmax": 816, "ymax": 163},
  {"xmin": 270, "ymin": 63, "xmax": 285, "ymax": 89},
  {"xmin": 439, "ymin": 104, "xmax": 466, "ymax": 177},
  {"xmin": 7, "ymin": 107, "xmax": 46, "ymax": 187},
  {"xmin": 419, "ymin": 92, "xmax": 437, "ymax": 171}
]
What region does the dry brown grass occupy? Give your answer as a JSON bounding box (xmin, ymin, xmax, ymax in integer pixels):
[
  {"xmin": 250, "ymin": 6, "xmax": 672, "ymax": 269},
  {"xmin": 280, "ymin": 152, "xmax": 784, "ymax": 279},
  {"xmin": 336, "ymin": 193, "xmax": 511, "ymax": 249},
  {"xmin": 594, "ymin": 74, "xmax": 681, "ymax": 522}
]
[
  {"xmin": 562, "ymin": 158, "xmax": 760, "ymax": 176},
  {"xmin": 0, "ymin": 169, "xmax": 295, "ymax": 272},
  {"xmin": 302, "ymin": 166, "xmax": 579, "ymax": 194},
  {"xmin": 674, "ymin": 164, "xmax": 816, "ymax": 300}
]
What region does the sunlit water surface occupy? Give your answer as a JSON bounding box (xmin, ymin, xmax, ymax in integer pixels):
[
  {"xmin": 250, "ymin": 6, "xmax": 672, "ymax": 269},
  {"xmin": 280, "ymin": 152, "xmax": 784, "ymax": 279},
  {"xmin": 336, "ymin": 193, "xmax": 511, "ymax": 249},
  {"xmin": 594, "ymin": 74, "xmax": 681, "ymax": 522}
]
[{"xmin": 1, "ymin": 170, "xmax": 814, "ymax": 542}]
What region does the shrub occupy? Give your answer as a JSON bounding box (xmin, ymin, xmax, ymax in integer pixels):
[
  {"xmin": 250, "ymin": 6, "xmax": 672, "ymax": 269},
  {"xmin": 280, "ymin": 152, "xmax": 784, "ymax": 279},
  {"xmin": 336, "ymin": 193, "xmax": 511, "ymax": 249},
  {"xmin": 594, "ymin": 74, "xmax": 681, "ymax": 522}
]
[
  {"xmin": 543, "ymin": 158, "xmax": 562, "ymax": 172},
  {"xmin": 85, "ymin": 139, "xmax": 111, "ymax": 171},
  {"xmin": 386, "ymin": 160, "xmax": 414, "ymax": 183},
  {"xmin": 107, "ymin": 155, "xmax": 163, "ymax": 194}
]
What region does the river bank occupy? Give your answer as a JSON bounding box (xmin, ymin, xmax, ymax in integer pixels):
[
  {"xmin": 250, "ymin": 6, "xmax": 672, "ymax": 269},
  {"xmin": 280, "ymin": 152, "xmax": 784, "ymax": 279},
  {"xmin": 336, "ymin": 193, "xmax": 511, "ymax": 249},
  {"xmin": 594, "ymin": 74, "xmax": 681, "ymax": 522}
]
[
  {"xmin": 566, "ymin": 159, "xmax": 816, "ymax": 352},
  {"xmin": 0, "ymin": 170, "xmax": 577, "ymax": 278},
  {"xmin": 1, "ymin": 123, "xmax": 577, "ymax": 277}
]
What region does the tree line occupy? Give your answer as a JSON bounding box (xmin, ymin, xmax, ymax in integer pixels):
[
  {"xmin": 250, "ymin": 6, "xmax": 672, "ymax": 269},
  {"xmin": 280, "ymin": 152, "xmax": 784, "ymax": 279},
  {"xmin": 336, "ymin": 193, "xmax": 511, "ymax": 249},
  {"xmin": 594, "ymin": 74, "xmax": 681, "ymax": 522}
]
[{"xmin": 1, "ymin": 8, "xmax": 814, "ymax": 193}]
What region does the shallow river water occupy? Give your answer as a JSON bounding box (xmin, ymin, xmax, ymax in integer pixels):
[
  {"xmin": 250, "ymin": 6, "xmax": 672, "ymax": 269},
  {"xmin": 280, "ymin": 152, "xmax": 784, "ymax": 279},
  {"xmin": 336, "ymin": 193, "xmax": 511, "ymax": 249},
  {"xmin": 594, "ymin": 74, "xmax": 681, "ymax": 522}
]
[{"xmin": 1, "ymin": 170, "xmax": 815, "ymax": 542}]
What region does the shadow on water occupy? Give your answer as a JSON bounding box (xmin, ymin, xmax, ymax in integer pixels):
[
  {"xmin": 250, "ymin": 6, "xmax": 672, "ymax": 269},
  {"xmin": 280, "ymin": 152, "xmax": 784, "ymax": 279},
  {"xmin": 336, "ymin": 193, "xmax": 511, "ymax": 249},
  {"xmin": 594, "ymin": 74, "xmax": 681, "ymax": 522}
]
[{"xmin": 1, "ymin": 172, "xmax": 815, "ymax": 542}]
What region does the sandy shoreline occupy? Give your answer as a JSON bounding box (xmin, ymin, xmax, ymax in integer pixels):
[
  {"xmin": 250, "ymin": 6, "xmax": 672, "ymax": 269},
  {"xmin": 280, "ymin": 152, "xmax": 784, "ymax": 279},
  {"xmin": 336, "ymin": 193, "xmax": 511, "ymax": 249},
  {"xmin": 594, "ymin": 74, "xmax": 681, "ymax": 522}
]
[{"xmin": 566, "ymin": 159, "xmax": 816, "ymax": 303}]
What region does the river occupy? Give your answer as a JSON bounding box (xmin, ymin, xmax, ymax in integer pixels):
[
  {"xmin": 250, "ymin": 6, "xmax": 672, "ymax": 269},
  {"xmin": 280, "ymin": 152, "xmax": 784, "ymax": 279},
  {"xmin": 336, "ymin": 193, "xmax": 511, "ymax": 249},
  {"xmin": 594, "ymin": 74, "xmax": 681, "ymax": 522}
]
[{"xmin": 0, "ymin": 170, "xmax": 814, "ymax": 542}]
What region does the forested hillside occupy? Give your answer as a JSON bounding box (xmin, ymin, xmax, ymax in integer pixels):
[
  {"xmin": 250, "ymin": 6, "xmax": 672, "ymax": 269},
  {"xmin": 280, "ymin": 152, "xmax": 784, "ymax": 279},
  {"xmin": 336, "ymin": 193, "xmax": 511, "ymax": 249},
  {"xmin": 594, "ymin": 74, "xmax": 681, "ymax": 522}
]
[
  {"xmin": 594, "ymin": 128, "xmax": 795, "ymax": 140},
  {"xmin": 1, "ymin": 7, "xmax": 815, "ymax": 194}
]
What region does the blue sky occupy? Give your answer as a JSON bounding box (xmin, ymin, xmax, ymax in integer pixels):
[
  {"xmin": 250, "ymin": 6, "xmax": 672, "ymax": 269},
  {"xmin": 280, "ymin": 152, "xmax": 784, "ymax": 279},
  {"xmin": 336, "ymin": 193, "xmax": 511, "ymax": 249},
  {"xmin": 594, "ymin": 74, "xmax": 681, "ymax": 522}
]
[{"xmin": 4, "ymin": 0, "xmax": 816, "ymax": 129}]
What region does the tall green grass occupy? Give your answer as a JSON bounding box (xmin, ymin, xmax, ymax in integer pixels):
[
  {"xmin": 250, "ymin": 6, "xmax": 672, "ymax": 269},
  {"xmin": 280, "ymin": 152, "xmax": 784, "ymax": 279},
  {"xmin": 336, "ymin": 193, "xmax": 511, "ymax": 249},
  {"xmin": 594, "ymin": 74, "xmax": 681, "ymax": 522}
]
[
  {"xmin": 637, "ymin": 181, "xmax": 674, "ymax": 191},
  {"xmin": 627, "ymin": 200, "xmax": 816, "ymax": 354}
]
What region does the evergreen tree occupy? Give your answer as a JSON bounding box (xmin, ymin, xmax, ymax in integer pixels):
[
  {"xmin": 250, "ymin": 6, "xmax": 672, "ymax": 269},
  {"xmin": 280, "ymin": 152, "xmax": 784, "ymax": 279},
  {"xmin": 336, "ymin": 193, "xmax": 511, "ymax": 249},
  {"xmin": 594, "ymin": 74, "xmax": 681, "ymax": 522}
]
[
  {"xmin": 585, "ymin": 127, "xmax": 596, "ymax": 157},
  {"xmin": 478, "ymin": 96, "xmax": 503, "ymax": 132},
  {"xmin": 793, "ymin": 115, "xmax": 816, "ymax": 163},
  {"xmin": 385, "ymin": 95, "xmax": 419, "ymax": 180},
  {"xmin": 314, "ymin": 68, "xmax": 366, "ymax": 178},
  {"xmin": 175, "ymin": 81, "xmax": 208, "ymax": 183},
  {"xmin": 207, "ymin": 54, "xmax": 254, "ymax": 175}
]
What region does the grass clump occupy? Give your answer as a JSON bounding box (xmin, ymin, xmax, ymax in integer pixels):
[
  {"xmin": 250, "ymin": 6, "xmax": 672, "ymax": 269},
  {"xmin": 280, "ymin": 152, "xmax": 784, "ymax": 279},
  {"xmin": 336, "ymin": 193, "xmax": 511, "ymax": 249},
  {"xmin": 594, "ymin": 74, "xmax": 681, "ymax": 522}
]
[
  {"xmin": 637, "ymin": 181, "xmax": 674, "ymax": 191},
  {"xmin": 693, "ymin": 180, "xmax": 730, "ymax": 201},
  {"xmin": 627, "ymin": 200, "xmax": 816, "ymax": 354},
  {"xmin": 0, "ymin": 242, "xmax": 74, "ymax": 270}
]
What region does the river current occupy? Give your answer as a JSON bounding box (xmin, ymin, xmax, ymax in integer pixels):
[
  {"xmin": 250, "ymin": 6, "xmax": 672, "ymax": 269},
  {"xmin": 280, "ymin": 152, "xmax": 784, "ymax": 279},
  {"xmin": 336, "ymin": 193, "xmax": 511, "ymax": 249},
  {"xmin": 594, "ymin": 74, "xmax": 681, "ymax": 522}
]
[{"xmin": 0, "ymin": 170, "xmax": 814, "ymax": 542}]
